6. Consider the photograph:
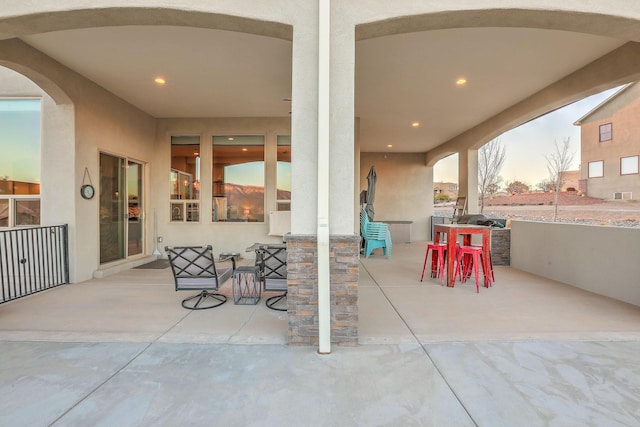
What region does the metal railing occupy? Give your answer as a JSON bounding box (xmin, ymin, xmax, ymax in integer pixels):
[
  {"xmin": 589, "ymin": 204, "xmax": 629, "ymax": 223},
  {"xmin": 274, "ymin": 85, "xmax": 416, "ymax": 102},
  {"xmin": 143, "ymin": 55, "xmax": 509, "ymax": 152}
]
[{"xmin": 0, "ymin": 224, "xmax": 69, "ymax": 304}]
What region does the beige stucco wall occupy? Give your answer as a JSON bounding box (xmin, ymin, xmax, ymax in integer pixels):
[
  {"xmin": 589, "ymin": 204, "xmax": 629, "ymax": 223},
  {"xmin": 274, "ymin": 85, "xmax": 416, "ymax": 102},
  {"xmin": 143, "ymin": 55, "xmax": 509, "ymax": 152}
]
[
  {"xmin": 0, "ymin": 4, "xmax": 316, "ymax": 281},
  {"xmin": 580, "ymin": 84, "xmax": 640, "ymax": 199},
  {"xmin": 2, "ymin": 1, "xmax": 640, "ymax": 205},
  {"xmin": 154, "ymin": 118, "xmax": 291, "ymax": 256},
  {"xmin": 0, "ymin": 66, "xmax": 77, "ymax": 276},
  {"xmin": 346, "ymin": 1, "xmax": 640, "ymax": 220},
  {"xmin": 360, "ymin": 152, "xmax": 433, "ymax": 241},
  {"xmin": 511, "ymin": 220, "xmax": 640, "ymax": 307},
  {"xmin": 0, "ymin": 43, "xmax": 157, "ymax": 282},
  {"xmin": 73, "ymin": 84, "xmax": 157, "ymax": 281},
  {"xmin": 3, "ymin": 1, "xmax": 640, "ymax": 282}
]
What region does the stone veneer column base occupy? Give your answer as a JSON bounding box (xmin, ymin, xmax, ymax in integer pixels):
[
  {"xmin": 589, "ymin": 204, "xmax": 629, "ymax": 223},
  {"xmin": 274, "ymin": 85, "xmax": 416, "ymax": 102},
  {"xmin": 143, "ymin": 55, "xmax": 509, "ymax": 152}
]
[
  {"xmin": 284, "ymin": 234, "xmax": 360, "ymax": 347},
  {"xmin": 491, "ymin": 228, "xmax": 511, "ymax": 266}
]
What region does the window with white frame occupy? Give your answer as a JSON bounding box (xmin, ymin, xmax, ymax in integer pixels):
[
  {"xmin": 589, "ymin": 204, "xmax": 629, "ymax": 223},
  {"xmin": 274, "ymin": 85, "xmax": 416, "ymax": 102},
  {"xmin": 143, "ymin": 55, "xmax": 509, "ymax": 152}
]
[
  {"xmin": 170, "ymin": 135, "xmax": 200, "ymax": 222},
  {"xmin": 588, "ymin": 160, "xmax": 604, "ymax": 178},
  {"xmin": 0, "ymin": 199, "xmax": 7, "ymax": 227},
  {"xmin": 212, "ymin": 135, "xmax": 265, "ymax": 222},
  {"xmin": 0, "ymin": 98, "xmax": 41, "ymax": 227},
  {"xmin": 599, "ymin": 123, "xmax": 612, "ymax": 142},
  {"xmin": 620, "ymin": 155, "xmax": 639, "ymax": 175},
  {"xmin": 276, "ymin": 135, "xmax": 291, "ymax": 211}
]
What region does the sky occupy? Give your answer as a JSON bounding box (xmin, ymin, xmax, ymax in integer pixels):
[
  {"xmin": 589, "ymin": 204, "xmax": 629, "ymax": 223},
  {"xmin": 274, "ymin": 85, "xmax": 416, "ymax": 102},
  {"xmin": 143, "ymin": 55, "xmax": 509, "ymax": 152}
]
[
  {"xmin": 0, "ymin": 99, "xmax": 41, "ymax": 183},
  {"xmin": 433, "ymin": 86, "xmax": 624, "ymax": 187}
]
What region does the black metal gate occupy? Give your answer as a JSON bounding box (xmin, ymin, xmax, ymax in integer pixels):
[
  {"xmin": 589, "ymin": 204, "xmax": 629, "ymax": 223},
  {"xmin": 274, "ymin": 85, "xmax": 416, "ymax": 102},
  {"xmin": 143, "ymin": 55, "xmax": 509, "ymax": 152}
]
[{"xmin": 0, "ymin": 224, "xmax": 69, "ymax": 304}]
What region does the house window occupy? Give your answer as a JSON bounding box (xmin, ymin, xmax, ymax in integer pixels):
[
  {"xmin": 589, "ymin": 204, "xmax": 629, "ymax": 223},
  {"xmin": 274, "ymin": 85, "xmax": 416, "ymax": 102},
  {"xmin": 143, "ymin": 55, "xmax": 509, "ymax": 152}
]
[
  {"xmin": 170, "ymin": 136, "xmax": 200, "ymax": 222},
  {"xmin": 620, "ymin": 155, "xmax": 639, "ymax": 175},
  {"xmin": 14, "ymin": 198, "xmax": 41, "ymax": 226},
  {"xmin": 599, "ymin": 123, "xmax": 612, "ymax": 142},
  {"xmin": 588, "ymin": 160, "xmax": 604, "ymax": 178},
  {"xmin": 212, "ymin": 135, "xmax": 265, "ymax": 222},
  {"xmin": 276, "ymin": 135, "xmax": 291, "ymax": 211},
  {"xmin": 0, "ymin": 98, "xmax": 41, "ymax": 227},
  {"xmin": 0, "ymin": 199, "xmax": 7, "ymax": 227}
]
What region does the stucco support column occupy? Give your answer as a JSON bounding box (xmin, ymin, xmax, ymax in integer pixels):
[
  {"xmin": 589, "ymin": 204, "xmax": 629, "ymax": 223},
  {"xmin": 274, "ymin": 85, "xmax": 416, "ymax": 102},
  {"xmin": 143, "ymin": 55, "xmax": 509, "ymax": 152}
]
[
  {"xmin": 425, "ymin": 162, "xmax": 435, "ymax": 239},
  {"xmin": 458, "ymin": 149, "xmax": 479, "ymax": 214},
  {"xmin": 330, "ymin": 12, "xmax": 355, "ymax": 235},
  {"xmin": 286, "ymin": 1, "xmax": 358, "ymax": 347},
  {"xmin": 290, "ymin": 6, "xmax": 319, "ymax": 235}
]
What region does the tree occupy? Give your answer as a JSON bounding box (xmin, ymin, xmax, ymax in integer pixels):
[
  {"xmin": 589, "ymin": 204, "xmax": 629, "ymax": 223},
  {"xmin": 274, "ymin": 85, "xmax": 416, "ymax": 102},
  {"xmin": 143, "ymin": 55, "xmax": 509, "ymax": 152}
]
[
  {"xmin": 545, "ymin": 137, "xmax": 576, "ymax": 221},
  {"xmin": 434, "ymin": 193, "xmax": 451, "ymax": 203},
  {"xmin": 536, "ymin": 178, "xmax": 554, "ymax": 192},
  {"xmin": 486, "ymin": 182, "xmax": 501, "ymax": 196},
  {"xmin": 505, "ymin": 180, "xmax": 530, "ymax": 194},
  {"xmin": 478, "ymin": 138, "xmax": 506, "ymax": 213}
]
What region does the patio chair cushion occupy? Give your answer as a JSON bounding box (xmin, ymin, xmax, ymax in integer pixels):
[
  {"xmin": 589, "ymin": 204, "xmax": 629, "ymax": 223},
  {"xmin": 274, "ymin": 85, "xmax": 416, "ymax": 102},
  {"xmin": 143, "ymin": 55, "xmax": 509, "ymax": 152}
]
[
  {"xmin": 255, "ymin": 244, "xmax": 288, "ymax": 311},
  {"xmin": 255, "ymin": 244, "xmax": 287, "ymax": 292},
  {"xmin": 165, "ymin": 245, "xmax": 236, "ymax": 309}
]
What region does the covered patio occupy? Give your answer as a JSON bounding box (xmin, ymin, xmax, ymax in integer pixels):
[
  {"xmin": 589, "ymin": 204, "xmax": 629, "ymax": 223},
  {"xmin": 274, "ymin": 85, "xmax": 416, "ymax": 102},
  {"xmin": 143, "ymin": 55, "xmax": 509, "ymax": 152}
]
[
  {"xmin": 2, "ymin": 240, "xmax": 639, "ymax": 344},
  {"xmin": 3, "ymin": 3, "xmax": 640, "ymax": 351},
  {"xmin": 1, "ymin": 240, "xmax": 640, "ymax": 425}
]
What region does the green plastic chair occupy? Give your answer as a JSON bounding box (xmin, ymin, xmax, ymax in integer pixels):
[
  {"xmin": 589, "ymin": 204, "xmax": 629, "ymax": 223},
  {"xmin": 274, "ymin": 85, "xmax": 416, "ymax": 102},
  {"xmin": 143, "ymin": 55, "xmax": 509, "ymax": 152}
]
[{"xmin": 360, "ymin": 209, "xmax": 392, "ymax": 258}]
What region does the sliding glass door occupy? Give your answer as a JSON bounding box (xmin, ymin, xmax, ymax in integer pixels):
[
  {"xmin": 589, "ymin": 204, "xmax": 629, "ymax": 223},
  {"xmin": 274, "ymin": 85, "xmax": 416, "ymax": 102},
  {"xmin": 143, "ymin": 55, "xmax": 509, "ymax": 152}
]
[
  {"xmin": 99, "ymin": 153, "xmax": 144, "ymax": 264},
  {"xmin": 127, "ymin": 160, "xmax": 143, "ymax": 256}
]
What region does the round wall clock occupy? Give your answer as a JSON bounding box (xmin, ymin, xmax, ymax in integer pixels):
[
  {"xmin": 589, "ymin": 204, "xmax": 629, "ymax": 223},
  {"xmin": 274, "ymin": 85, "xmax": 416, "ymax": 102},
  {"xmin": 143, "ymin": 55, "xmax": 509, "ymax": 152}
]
[{"xmin": 80, "ymin": 184, "xmax": 95, "ymax": 200}]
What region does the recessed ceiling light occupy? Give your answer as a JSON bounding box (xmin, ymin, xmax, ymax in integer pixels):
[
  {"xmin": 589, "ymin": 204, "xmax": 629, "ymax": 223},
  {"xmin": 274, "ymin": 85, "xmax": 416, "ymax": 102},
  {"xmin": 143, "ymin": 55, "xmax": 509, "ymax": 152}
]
[
  {"xmin": 456, "ymin": 78, "xmax": 467, "ymax": 86},
  {"xmin": 411, "ymin": 122, "xmax": 420, "ymax": 128},
  {"xmin": 154, "ymin": 77, "xmax": 166, "ymax": 86},
  {"xmin": 387, "ymin": 144, "xmax": 393, "ymax": 148},
  {"xmin": 228, "ymin": 137, "xmax": 235, "ymax": 141},
  {"xmin": 242, "ymin": 148, "xmax": 248, "ymax": 151}
]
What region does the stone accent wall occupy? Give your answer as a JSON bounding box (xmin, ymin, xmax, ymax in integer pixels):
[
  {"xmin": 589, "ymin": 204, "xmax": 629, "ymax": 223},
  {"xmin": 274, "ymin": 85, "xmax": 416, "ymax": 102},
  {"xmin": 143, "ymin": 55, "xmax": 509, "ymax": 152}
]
[
  {"xmin": 491, "ymin": 228, "xmax": 511, "ymax": 266},
  {"xmin": 284, "ymin": 234, "xmax": 359, "ymax": 347}
]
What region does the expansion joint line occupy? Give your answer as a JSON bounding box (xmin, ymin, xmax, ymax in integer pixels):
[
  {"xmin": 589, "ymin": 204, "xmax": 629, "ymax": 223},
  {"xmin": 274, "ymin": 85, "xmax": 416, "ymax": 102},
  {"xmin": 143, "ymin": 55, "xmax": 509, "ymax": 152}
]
[
  {"xmin": 49, "ymin": 310, "xmax": 193, "ymax": 426},
  {"xmin": 227, "ymin": 304, "xmax": 260, "ymax": 343},
  {"xmin": 359, "ymin": 260, "xmax": 479, "ymax": 427}
]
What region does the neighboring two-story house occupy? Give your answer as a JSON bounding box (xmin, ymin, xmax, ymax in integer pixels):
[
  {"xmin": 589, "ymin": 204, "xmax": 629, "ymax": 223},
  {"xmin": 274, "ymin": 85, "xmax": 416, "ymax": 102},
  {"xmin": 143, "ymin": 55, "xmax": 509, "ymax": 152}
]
[
  {"xmin": 434, "ymin": 181, "xmax": 459, "ymax": 201},
  {"xmin": 575, "ymin": 82, "xmax": 640, "ymax": 200}
]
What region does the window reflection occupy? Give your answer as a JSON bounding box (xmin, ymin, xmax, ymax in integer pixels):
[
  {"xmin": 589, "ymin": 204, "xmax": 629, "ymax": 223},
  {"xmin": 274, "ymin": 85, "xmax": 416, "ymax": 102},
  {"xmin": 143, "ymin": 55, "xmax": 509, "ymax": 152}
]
[
  {"xmin": 0, "ymin": 199, "xmax": 9, "ymax": 227},
  {"xmin": 0, "ymin": 99, "xmax": 41, "ymax": 228},
  {"xmin": 212, "ymin": 136, "xmax": 265, "ymax": 222},
  {"xmin": 170, "ymin": 136, "xmax": 200, "ymax": 222},
  {"xmin": 14, "ymin": 199, "xmax": 40, "ymax": 226},
  {"xmin": 276, "ymin": 135, "xmax": 291, "ymax": 211},
  {"xmin": 0, "ymin": 99, "xmax": 41, "ymax": 195}
]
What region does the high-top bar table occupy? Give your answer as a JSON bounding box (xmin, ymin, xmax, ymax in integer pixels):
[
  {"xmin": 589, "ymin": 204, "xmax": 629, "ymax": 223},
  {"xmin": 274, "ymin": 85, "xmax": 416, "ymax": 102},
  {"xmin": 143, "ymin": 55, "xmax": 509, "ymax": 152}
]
[{"xmin": 433, "ymin": 224, "xmax": 491, "ymax": 287}]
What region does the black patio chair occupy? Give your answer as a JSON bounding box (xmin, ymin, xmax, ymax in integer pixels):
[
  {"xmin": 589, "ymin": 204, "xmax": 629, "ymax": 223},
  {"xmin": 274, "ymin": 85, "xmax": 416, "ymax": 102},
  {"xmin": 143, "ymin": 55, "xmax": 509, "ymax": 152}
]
[
  {"xmin": 165, "ymin": 245, "xmax": 236, "ymax": 310},
  {"xmin": 255, "ymin": 244, "xmax": 288, "ymax": 311}
]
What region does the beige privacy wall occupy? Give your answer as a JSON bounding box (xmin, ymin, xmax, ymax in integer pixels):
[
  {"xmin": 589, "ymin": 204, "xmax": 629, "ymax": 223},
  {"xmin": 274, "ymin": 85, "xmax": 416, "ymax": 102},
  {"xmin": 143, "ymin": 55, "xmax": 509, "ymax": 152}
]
[
  {"xmin": 360, "ymin": 152, "xmax": 433, "ymax": 242},
  {"xmin": 511, "ymin": 220, "xmax": 640, "ymax": 307}
]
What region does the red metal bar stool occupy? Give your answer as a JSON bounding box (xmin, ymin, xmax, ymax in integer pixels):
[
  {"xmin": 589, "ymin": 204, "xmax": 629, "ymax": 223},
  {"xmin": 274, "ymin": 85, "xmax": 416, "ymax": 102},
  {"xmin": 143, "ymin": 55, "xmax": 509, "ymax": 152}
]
[
  {"xmin": 453, "ymin": 245, "xmax": 490, "ymax": 292},
  {"xmin": 420, "ymin": 242, "xmax": 447, "ymax": 284},
  {"xmin": 465, "ymin": 244, "xmax": 494, "ymax": 285}
]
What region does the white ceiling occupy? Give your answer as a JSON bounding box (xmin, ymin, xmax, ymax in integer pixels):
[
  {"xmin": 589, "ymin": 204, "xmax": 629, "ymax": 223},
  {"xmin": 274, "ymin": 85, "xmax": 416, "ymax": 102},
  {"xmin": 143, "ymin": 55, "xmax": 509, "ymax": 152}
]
[{"xmin": 21, "ymin": 25, "xmax": 625, "ymax": 152}]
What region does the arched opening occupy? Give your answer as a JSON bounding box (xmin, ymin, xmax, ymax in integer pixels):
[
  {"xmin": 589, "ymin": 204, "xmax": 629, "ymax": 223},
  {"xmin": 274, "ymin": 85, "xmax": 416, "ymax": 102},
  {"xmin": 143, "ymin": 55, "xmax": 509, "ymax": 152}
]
[
  {"xmin": 0, "ymin": 7, "xmax": 294, "ymax": 282},
  {"xmin": 355, "ymin": 8, "xmax": 640, "ymax": 237}
]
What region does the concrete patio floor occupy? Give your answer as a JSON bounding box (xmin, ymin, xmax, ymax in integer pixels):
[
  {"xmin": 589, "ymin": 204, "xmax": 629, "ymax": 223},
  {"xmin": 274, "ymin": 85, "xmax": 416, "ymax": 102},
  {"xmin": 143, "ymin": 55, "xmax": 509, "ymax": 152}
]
[{"xmin": 1, "ymin": 241, "xmax": 639, "ymax": 426}]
